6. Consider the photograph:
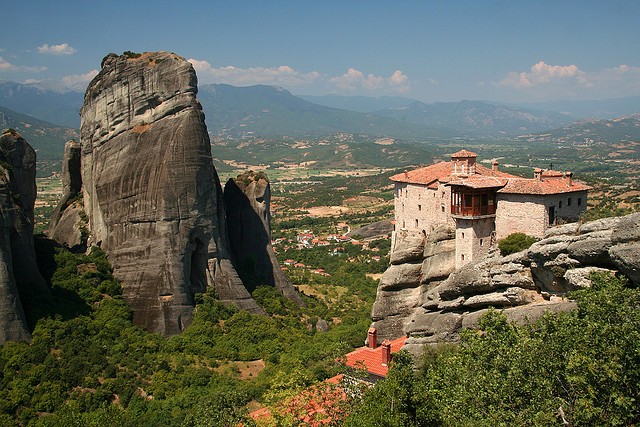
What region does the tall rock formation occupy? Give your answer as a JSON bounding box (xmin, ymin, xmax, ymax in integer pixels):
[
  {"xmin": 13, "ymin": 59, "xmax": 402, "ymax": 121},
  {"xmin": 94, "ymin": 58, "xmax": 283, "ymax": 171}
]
[
  {"xmin": 51, "ymin": 51, "xmax": 263, "ymax": 335},
  {"xmin": 224, "ymin": 171, "xmax": 303, "ymax": 305},
  {"xmin": 372, "ymin": 212, "xmax": 640, "ymax": 357},
  {"xmin": 49, "ymin": 140, "xmax": 85, "ymax": 250},
  {"xmin": 0, "ymin": 130, "xmax": 49, "ymax": 343}
]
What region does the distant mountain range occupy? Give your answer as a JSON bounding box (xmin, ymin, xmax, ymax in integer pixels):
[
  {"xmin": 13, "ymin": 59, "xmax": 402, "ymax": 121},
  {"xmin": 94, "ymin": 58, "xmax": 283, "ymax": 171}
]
[
  {"xmin": 0, "ymin": 80, "xmax": 83, "ymax": 128},
  {"xmin": 519, "ymin": 113, "xmax": 640, "ymax": 146},
  {"xmin": 1, "ymin": 79, "xmax": 639, "ymax": 163},
  {"xmin": 197, "ymin": 84, "xmax": 453, "ymax": 140},
  {"xmin": 0, "ymin": 106, "xmax": 79, "ymax": 160}
]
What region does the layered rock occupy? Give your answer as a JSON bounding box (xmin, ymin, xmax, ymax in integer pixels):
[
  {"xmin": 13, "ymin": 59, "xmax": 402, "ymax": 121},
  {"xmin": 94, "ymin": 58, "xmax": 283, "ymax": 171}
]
[
  {"xmin": 372, "ymin": 212, "xmax": 640, "ymax": 356},
  {"xmin": 51, "ymin": 52, "xmax": 262, "ymax": 335},
  {"xmin": 224, "ymin": 171, "xmax": 303, "ymax": 305},
  {"xmin": 0, "ymin": 130, "xmax": 49, "ymax": 343},
  {"xmin": 49, "ymin": 140, "xmax": 86, "ymax": 250}
]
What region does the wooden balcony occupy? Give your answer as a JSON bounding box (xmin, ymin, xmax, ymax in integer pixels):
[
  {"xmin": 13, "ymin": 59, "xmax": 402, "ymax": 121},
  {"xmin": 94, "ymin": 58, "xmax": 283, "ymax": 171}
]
[{"xmin": 451, "ymin": 204, "xmax": 496, "ymax": 218}]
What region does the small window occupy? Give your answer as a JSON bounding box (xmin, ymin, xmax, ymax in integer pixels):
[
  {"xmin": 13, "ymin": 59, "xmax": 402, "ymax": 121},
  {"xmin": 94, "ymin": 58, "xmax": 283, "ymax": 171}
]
[
  {"xmin": 461, "ymin": 254, "xmax": 465, "ymax": 261},
  {"xmin": 461, "ymin": 232, "xmax": 465, "ymax": 239},
  {"xmin": 480, "ymin": 238, "xmax": 484, "ymax": 247},
  {"xmin": 415, "ymin": 219, "xmax": 419, "ymax": 228},
  {"xmin": 418, "ymin": 204, "xmax": 422, "ymax": 211},
  {"xmin": 559, "ymin": 200, "xmax": 563, "ymax": 208},
  {"xmin": 441, "ymin": 205, "xmax": 445, "ymax": 212},
  {"xmin": 578, "ymin": 197, "xmax": 582, "ymax": 206},
  {"xmin": 402, "ymin": 220, "xmax": 405, "ymax": 228},
  {"xmin": 568, "ymin": 198, "xmax": 572, "ymax": 206}
]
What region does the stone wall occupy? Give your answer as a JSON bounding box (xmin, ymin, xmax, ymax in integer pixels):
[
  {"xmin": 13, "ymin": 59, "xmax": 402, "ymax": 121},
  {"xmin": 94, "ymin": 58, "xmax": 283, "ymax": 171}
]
[
  {"xmin": 393, "ymin": 182, "xmax": 453, "ymax": 249},
  {"xmin": 455, "ymin": 217, "xmax": 494, "ymax": 268},
  {"xmin": 495, "ymin": 191, "xmax": 588, "ymax": 240},
  {"xmin": 495, "ymin": 194, "xmax": 548, "ymax": 239}
]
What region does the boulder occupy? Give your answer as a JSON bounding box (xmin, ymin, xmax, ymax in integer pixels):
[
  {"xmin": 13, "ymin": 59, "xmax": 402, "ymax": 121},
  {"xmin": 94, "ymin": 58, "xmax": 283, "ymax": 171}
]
[
  {"xmin": 609, "ymin": 242, "xmax": 640, "ymax": 285},
  {"xmin": 378, "ymin": 263, "xmax": 423, "ymax": 291},
  {"xmin": 390, "ymin": 230, "xmax": 425, "ymax": 264}
]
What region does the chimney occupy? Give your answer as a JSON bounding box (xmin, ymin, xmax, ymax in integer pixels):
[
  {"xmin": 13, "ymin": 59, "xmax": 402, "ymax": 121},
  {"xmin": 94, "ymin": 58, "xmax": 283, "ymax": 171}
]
[
  {"xmin": 565, "ymin": 171, "xmax": 572, "ymax": 186},
  {"xmin": 367, "ymin": 327, "xmax": 377, "ymax": 349},
  {"xmin": 492, "ymin": 160, "xmax": 499, "ymax": 171},
  {"xmin": 381, "ymin": 340, "xmax": 391, "ymax": 366},
  {"xmin": 534, "ymin": 168, "xmax": 542, "ymax": 181}
]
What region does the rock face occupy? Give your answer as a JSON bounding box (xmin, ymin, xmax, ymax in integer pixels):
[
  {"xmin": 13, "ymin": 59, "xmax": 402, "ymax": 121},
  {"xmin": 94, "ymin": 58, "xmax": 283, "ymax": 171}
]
[
  {"xmin": 224, "ymin": 171, "xmax": 303, "ymax": 305},
  {"xmin": 51, "ymin": 52, "xmax": 264, "ymax": 335},
  {"xmin": 0, "ymin": 130, "xmax": 49, "ymax": 343},
  {"xmin": 372, "ymin": 212, "xmax": 640, "ymax": 356},
  {"xmin": 49, "ymin": 140, "xmax": 85, "ymax": 250}
]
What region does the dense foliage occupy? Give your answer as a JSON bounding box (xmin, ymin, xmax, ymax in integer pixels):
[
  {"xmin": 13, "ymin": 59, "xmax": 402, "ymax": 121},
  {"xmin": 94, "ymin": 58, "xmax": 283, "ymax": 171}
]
[
  {"xmin": 0, "ymin": 244, "xmax": 372, "ymax": 426},
  {"xmin": 346, "ymin": 273, "xmax": 640, "ymax": 426},
  {"xmin": 498, "ymin": 232, "xmax": 538, "ymax": 256}
]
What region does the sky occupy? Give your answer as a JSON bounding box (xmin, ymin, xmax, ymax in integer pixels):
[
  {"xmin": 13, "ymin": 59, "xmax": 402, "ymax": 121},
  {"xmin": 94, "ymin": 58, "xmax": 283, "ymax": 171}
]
[{"xmin": 1, "ymin": 0, "xmax": 639, "ymax": 104}]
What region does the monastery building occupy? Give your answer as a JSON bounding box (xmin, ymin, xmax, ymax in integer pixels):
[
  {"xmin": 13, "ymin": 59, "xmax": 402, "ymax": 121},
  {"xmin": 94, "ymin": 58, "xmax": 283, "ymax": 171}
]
[{"xmin": 391, "ymin": 150, "xmax": 591, "ymax": 268}]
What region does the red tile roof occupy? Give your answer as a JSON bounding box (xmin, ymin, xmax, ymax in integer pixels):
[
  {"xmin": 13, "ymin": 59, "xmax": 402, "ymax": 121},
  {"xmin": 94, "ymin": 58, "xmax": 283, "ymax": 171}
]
[
  {"xmin": 389, "ymin": 153, "xmax": 591, "ymax": 197},
  {"xmin": 498, "ymin": 177, "xmax": 591, "ymax": 195},
  {"xmin": 450, "ymin": 149, "xmax": 477, "ymax": 158},
  {"xmin": 390, "ymin": 161, "xmax": 517, "ymax": 185},
  {"xmin": 344, "ymin": 336, "xmax": 407, "ymax": 378}
]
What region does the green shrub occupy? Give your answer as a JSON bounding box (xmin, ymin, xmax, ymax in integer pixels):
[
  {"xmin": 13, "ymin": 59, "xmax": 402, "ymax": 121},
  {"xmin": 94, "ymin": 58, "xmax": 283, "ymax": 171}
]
[{"xmin": 498, "ymin": 232, "xmax": 538, "ymax": 256}]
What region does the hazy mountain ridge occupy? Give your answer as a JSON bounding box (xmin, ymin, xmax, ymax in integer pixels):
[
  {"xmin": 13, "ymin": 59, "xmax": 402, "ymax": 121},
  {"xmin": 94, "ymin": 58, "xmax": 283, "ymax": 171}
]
[
  {"xmin": 0, "ymin": 80, "xmax": 83, "ymax": 128},
  {"xmin": 519, "ymin": 113, "xmax": 640, "ymax": 146},
  {"xmin": 197, "ymin": 84, "xmax": 454, "ymax": 140},
  {"xmin": 0, "ymin": 106, "xmax": 79, "ymax": 160},
  {"xmin": 372, "ymin": 99, "xmax": 575, "ymax": 136}
]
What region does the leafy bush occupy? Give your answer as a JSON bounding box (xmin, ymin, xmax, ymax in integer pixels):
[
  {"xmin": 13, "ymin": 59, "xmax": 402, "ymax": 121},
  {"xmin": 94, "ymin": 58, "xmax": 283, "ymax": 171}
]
[
  {"xmin": 498, "ymin": 232, "xmax": 538, "ymax": 256},
  {"xmin": 346, "ymin": 272, "xmax": 640, "ymax": 426}
]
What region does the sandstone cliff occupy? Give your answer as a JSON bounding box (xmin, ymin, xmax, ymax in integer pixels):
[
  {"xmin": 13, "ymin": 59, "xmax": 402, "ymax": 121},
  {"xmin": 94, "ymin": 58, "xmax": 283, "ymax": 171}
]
[
  {"xmin": 0, "ymin": 130, "xmax": 49, "ymax": 343},
  {"xmin": 371, "ymin": 212, "xmax": 640, "ymax": 356},
  {"xmin": 51, "ymin": 52, "xmax": 262, "ymax": 335},
  {"xmin": 224, "ymin": 171, "xmax": 303, "ymax": 305},
  {"xmin": 49, "ymin": 140, "xmax": 85, "ymax": 250}
]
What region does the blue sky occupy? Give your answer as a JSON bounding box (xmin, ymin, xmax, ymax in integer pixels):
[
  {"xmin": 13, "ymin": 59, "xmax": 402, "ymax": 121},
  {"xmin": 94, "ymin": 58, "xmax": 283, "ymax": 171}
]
[{"xmin": 1, "ymin": 0, "xmax": 639, "ymax": 103}]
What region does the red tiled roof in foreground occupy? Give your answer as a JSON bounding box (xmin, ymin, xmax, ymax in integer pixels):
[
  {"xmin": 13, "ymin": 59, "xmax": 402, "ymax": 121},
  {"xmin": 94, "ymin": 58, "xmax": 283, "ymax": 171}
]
[
  {"xmin": 249, "ymin": 374, "xmax": 347, "ymax": 426},
  {"xmin": 344, "ymin": 336, "xmax": 407, "ymax": 378}
]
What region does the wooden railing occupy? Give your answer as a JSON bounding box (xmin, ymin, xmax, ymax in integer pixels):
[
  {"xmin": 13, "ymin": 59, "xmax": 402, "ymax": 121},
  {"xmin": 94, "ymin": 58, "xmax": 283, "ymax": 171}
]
[{"xmin": 450, "ymin": 204, "xmax": 496, "ymax": 217}]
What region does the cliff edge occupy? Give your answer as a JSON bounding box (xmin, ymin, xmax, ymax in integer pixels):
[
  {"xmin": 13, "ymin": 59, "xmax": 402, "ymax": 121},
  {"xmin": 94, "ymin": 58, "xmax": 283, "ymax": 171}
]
[
  {"xmin": 0, "ymin": 130, "xmax": 49, "ymax": 343},
  {"xmin": 371, "ymin": 212, "xmax": 640, "ymax": 357}
]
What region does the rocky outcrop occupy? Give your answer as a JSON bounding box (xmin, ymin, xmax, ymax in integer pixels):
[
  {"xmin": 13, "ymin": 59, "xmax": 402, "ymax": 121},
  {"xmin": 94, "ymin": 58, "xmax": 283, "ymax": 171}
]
[
  {"xmin": 0, "ymin": 130, "xmax": 49, "ymax": 343},
  {"xmin": 372, "ymin": 213, "xmax": 640, "ymax": 356},
  {"xmin": 49, "ymin": 140, "xmax": 85, "ymax": 250},
  {"xmin": 224, "ymin": 171, "xmax": 303, "ymax": 305},
  {"xmin": 51, "ymin": 52, "xmax": 263, "ymax": 335}
]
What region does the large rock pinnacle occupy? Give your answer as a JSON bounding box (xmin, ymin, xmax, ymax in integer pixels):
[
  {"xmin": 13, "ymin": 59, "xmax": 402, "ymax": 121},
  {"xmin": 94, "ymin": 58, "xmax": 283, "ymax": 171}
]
[
  {"xmin": 72, "ymin": 51, "xmax": 261, "ymax": 335},
  {"xmin": 224, "ymin": 171, "xmax": 304, "ymax": 305},
  {"xmin": 0, "ymin": 130, "xmax": 49, "ymax": 343}
]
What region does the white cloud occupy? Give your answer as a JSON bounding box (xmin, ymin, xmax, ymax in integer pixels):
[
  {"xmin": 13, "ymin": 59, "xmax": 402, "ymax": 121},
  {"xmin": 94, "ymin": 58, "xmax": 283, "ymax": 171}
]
[
  {"xmin": 498, "ymin": 61, "xmax": 583, "ymax": 89},
  {"xmin": 189, "ymin": 59, "xmax": 410, "ymax": 95},
  {"xmin": 37, "ymin": 43, "xmax": 77, "ymax": 55},
  {"xmin": 388, "ymin": 70, "xmax": 409, "ymax": 93},
  {"xmin": 189, "ymin": 59, "xmax": 321, "ymax": 87},
  {"xmin": 61, "ymin": 69, "xmax": 99, "ymax": 90},
  {"xmin": 329, "ymin": 68, "xmax": 409, "ymax": 93},
  {"xmin": 495, "ymin": 61, "xmax": 640, "ymax": 100},
  {"xmin": 0, "ymin": 56, "xmax": 47, "ymax": 73}
]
